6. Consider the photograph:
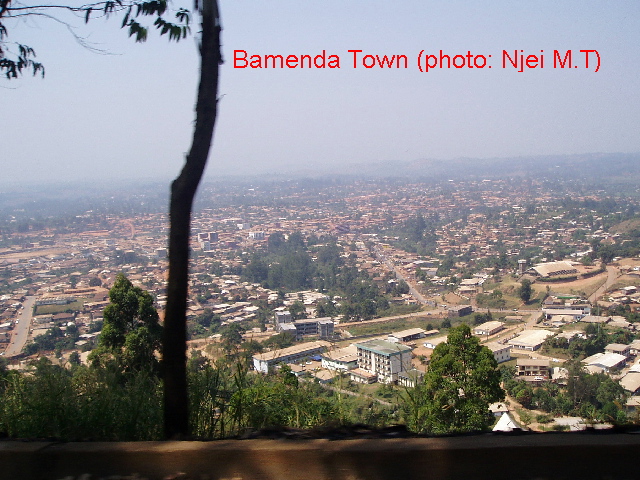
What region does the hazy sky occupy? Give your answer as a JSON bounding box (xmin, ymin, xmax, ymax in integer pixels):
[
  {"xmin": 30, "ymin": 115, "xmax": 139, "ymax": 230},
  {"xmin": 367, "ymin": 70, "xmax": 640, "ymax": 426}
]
[{"xmin": 2, "ymin": 1, "xmax": 639, "ymax": 183}]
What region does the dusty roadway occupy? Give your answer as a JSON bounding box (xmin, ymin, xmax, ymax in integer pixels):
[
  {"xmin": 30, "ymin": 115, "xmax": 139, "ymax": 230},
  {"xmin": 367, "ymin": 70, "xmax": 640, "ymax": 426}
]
[
  {"xmin": 5, "ymin": 295, "xmax": 35, "ymax": 357},
  {"xmin": 589, "ymin": 265, "xmax": 621, "ymax": 304}
]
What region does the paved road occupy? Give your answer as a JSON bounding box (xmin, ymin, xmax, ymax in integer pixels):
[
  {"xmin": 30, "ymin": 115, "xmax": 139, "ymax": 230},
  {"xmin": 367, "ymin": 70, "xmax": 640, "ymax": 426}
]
[
  {"xmin": 588, "ymin": 265, "xmax": 621, "ymax": 304},
  {"xmin": 5, "ymin": 295, "xmax": 35, "ymax": 357}
]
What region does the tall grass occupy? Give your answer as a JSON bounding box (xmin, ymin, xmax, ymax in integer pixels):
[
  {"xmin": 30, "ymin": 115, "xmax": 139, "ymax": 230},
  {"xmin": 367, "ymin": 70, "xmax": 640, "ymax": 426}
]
[{"xmin": 0, "ymin": 359, "xmax": 369, "ymax": 440}]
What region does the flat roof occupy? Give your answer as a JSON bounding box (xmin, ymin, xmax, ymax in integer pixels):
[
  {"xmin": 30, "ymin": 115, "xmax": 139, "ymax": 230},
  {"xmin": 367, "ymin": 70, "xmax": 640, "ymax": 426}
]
[
  {"xmin": 390, "ymin": 327, "xmax": 426, "ymax": 338},
  {"xmin": 322, "ymin": 345, "xmax": 358, "ymax": 363},
  {"xmin": 507, "ymin": 329, "xmax": 554, "ymax": 347},
  {"xmin": 606, "ymin": 343, "xmax": 630, "ymax": 351},
  {"xmin": 485, "ymin": 342, "xmax": 510, "ymax": 352},
  {"xmin": 517, "ymin": 358, "xmax": 550, "ymax": 367},
  {"xmin": 254, "ymin": 340, "xmax": 331, "ymax": 362},
  {"xmin": 620, "ymin": 372, "xmax": 640, "ymax": 392},
  {"xmin": 355, "ymin": 339, "xmax": 412, "ymax": 356},
  {"xmin": 474, "ymin": 321, "xmax": 504, "ymax": 331},
  {"xmin": 349, "ymin": 368, "xmax": 377, "ymax": 379},
  {"xmin": 582, "ymin": 352, "xmax": 627, "ymax": 369}
]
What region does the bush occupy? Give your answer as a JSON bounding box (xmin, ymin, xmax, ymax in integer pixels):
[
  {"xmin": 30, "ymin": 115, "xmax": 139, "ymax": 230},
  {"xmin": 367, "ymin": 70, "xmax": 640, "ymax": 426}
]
[{"xmin": 536, "ymin": 413, "xmax": 553, "ymax": 424}]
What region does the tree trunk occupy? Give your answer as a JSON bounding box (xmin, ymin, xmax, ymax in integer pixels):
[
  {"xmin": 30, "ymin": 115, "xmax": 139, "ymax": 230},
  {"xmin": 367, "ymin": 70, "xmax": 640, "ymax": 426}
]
[{"xmin": 163, "ymin": 0, "xmax": 221, "ymax": 439}]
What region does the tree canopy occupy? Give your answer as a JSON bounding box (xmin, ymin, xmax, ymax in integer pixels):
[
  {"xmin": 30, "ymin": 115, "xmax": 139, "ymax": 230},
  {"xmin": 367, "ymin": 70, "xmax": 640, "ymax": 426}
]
[
  {"xmin": 0, "ymin": 0, "xmax": 191, "ymax": 79},
  {"xmin": 518, "ymin": 278, "xmax": 533, "ymax": 303},
  {"xmin": 93, "ymin": 273, "xmax": 162, "ymax": 372},
  {"xmin": 406, "ymin": 324, "xmax": 504, "ymax": 434}
]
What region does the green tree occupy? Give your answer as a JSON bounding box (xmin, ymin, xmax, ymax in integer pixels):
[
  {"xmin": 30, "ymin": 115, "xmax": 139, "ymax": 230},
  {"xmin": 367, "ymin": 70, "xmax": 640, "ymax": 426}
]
[
  {"xmin": 93, "ymin": 273, "xmax": 161, "ymax": 372},
  {"xmin": 288, "ymin": 300, "xmax": 308, "ymax": 320},
  {"xmin": 406, "ymin": 324, "xmax": 504, "ymax": 434},
  {"xmin": 220, "ymin": 323, "xmax": 245, "ymax": 355},
  {"xmin": 518, "ymin": 278, "xmax": 533, "ymax": 304}
]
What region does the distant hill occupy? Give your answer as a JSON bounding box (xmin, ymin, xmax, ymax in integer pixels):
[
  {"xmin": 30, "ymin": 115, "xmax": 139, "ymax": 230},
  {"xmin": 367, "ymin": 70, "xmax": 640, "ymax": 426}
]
[{"xmin": 334, "ymin": 152, "xmax": 640, "ymax": 183}]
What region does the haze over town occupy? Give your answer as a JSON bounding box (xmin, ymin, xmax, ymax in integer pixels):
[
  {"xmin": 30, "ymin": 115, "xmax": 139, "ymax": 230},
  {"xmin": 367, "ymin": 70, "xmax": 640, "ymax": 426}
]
[
  {"xmin": 3, "ymin": 1, "xmax": 639, "ymax": 182},
  {"xmin": 3, "ymin": 159, "xmax": 640, "ymax": 435}
]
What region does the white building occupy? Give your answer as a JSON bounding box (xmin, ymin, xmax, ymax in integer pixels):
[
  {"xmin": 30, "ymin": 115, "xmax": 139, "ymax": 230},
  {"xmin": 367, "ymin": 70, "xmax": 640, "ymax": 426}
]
[
  {"xmin": 485, "ymin": 342, "xmax": 511, "ymax": 364},
  {"xmin": 277, "ymin": 317, "xmax": 334, "ymax": 339},
  {"xmin": 355, "ymin": 339, "xmax": 413, "ymax": 383},
  {"xmin": 388, "ymin": 328, "xmax": 426, "ymax": 343},
  {"xmin": 473, "ymin": 321, "xmax": 504, "ymax": 337},
  {"xmin": 252, "ymin": 340, "xmax": 330, "ymax": 374},
  {"xmin": 581, "ymin": 352, "xmax": 627, "ymax": 373},
  {"xmin": 321, "ymin": 345, "xmax": 359, "ymax": 371},
  {"xmin": 507, "ymin": 329, "xmax": 554, "ymax": 351}
]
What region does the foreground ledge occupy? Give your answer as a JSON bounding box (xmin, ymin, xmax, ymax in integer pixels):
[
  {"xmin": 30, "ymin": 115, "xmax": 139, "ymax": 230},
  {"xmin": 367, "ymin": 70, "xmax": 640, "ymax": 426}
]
[{"xmin": 1, "ymin": 432, "xmax": 640, "ymax": 480}]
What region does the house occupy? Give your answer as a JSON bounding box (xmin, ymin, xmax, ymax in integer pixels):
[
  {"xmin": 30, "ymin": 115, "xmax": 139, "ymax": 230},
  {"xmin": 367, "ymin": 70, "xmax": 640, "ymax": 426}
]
[
  {"xmin": 473, "ymin": 321, "xmax": 504, "ymax": 337},
  {"xmin": 516, "ymin": 358, "xmax": 551, "ymax": 379},
  {"xmin": 274, "ymin": 311, "xmax": 292, "ymax": 325},
  {"xmin": 423, "ymin": 336, "xmax": 448, "ymax": 349},
  {"xmin": 629, "ymin": 339, "xmax": 640, "ymax": 356},
  {"xmin": 388, "ymin": 328, "xmax": 426, "ymax": 343},
  {"xmin": 349, "ymin": 368, "xmax": 378, "ymax": 384},
  {"xmin": 277, "ymin": 317, "xmax": 334, "ymax": 339},
  {"xmin": 485, "ymin": 342, "xmax": 511, "ymax": 364},
  {"xmin": 609, "ymin": 316, "xmax": 633, "ymax": 330},
  {"xmin": 458, "ymin": 278, "xmax": 482, "ymax": 295},
  {"xmin": 397, "ymin": 368, "xmax": 425, "ymax": 388},
  {"xmin": 605, "ymin": 343, "xmax": 631, "ymax": 359},
  {"xmin": 620, "ymin": 372, "xmax": 640, "ymax": 395},
  {"xmin": 321, "ymin": 345, "xmax": 358, "ymax": 371},
  {"xmin": 507, "ymin": 329, "xmax": 554, "ymax": 351},
  {"xmin": 581, "ymin": 352, "xmax": 627, "ymax": 373},
  {"xmin": 625, "ymin": 396, "xmax": 640, "ymax": 415},
  {"xmin": 355, "ymin": 338, "xmax": 413, "ymax": 384},
  {"xmin": 447, "ymin": 305, "xmax": 473, "ymax": 317},
  {"xmin": 489, "ymin": 402, "xmax": 509, "ymax": 417},
  {"xmin": 542, "ymin": 308, "xmax": 586, "ymax": 322},
  {"xmin": 581, "ymin": 315, "xmax": 611, "ymax": 324},
  {"xmin": 252, "ymin": 340, "xmax": 330, "ymax": 374}
]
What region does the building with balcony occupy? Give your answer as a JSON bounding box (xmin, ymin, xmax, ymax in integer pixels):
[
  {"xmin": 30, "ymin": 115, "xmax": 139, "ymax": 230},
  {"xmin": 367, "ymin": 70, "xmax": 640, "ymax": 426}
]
[{"xmin": 355, "ymin": 339, "xmax": 412, "ymax": 383}]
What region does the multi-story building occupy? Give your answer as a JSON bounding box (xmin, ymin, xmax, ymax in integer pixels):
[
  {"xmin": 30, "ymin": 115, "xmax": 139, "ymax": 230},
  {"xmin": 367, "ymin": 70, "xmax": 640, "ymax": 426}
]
[
  {"xmin": 485, "ymin": 342, "xmax": 511, "ymax": 364},
  {"xmin": 516, "ymin": 358, "xmax": 550, "ymax": 379},
  {"xmin": 355, "ymin": 339, "xmax": 412, "ymax": 383},
  {"xmin": 277, "ymin": 317, "xmax": 334, "ymax": 340}
]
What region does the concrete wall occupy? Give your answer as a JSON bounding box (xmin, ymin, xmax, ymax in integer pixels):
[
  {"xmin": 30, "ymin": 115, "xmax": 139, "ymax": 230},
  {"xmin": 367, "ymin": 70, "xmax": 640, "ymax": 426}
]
[{"xmin": 2, "ymin": 433, "xmax": 640, "ymax": 480}]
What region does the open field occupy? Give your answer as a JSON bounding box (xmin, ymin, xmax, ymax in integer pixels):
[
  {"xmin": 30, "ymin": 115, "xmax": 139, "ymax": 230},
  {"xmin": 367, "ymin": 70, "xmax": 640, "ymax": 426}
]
[
  {"xmin": 345, "ymin": 315, "xmax": 442, "ymax": 337},
  {"xmin": 34, "ymin": 300, "xmax": 85, "ymax": 315},
  {"xmin": 0, "ymin": 247, "xmax": 69, "ymax": 260},
  {"xmin": 531, "ymin": 271, "xmax": 608, "ymax": 298}
]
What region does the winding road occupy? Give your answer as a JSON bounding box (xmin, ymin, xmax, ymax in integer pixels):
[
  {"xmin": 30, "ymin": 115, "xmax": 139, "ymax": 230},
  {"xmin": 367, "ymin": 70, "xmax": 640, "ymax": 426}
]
[{"xmin": 588, "ymin": 265, "xmax": 621, "ymax": 304}]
